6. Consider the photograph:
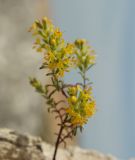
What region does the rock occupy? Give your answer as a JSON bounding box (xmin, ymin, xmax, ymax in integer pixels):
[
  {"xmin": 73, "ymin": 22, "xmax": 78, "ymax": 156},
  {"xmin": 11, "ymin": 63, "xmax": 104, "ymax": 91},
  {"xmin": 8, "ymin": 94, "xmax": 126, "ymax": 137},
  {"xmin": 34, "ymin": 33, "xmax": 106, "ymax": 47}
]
[
  {"xmin": 0, "ymin": 128, "xmax": 118, "ymax": 160},
  {"xmin": 0, "ymin": 128, "xmax": 44, "ymax": 160},
  {"xmin": 0, "ymin": 0, "xmax": 52, "ymax": 142}
]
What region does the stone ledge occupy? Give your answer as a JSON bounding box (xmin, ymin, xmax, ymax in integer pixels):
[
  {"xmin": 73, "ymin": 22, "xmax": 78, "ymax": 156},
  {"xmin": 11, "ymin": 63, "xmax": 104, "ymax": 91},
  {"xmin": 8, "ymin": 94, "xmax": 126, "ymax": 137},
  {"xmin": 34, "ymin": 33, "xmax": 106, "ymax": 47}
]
[{"xmin": 0, "ymin": 128, "xmax": 120, "ymax": 160}]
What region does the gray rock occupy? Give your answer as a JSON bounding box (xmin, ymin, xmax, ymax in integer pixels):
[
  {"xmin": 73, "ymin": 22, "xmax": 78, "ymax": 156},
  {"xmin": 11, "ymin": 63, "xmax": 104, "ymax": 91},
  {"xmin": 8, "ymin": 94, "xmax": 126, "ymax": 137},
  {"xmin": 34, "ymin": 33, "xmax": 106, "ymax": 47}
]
[{"xmin": 0, "ymin": 128, "xmax": 118, "ymax": 160}]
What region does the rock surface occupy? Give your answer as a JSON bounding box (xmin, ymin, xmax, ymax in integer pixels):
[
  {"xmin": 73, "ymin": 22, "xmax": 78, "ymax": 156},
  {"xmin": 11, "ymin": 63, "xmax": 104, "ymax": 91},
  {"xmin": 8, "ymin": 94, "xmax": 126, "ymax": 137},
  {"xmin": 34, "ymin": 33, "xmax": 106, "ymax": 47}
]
[{"xmin": 0, "ymin": 128, "xmax": 118, "ymax": 160}]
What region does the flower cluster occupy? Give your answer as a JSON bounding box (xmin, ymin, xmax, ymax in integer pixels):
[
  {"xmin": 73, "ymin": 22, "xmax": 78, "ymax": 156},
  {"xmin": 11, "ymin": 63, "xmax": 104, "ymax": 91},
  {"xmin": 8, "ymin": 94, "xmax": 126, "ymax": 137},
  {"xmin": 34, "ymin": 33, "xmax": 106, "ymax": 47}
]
[
  {"xmin": 74, "ymin": 39, "xmax": 96, "ymax": 71},
  {"xmin": 29, "ymin": 17, "xmax": 75, "ymax": 77},
  {"xmin": 66, "ymin": 85, "xmax": 96, "ymax": 126},
  {"xmin": 29, "ymin": 17, "xmax": 97, "ymax": 160}
]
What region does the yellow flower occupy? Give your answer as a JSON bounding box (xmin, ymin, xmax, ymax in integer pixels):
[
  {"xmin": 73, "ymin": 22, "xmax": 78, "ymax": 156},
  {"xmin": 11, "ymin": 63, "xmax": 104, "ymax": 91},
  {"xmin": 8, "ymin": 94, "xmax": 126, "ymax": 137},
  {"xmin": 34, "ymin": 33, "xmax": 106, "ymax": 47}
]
[
  {"xmin": 50, "ymin": 38, "xmax": 56, "ymax": 46},
  {"xmin": 68, "ymin": 96, "xmax": 77, "ymax": 104},
  {"xmin": 75, "ymin": 39, "xmax": 86, "ymax": 49},
  {"xmin": 87, "ymin": 52, "xmax": 96, "ymax": 65},
  {"xmin": 32, "ymin": 23, "xmax": 37, "ymax": 30},
  {"xmin": 35, "ymin": 38, "xmax": 41, "ymax": 44},
  {"xmin": 42, "ymin": 17, "xmax": 52, "ymax": 25},
  {"xmin": 30, "ymin": 17, "xmax": 97, "ymax": 131},
  {"xmin": 65, "ymin": 43, "xmax": 75, "ymax": 54},
  {"xmin": 84, "ymin": 101, "xmax": 96, "ymax": 117},
  {"xmin": 74, "ymin": 39, "xmax": 96, "ymax": 71},
  {"xmin": 36, "ymin": 47, "xmax": 43, "ymax": 52},
  {"xmin": 66, "ymin": 108, "xmax": 77, "ymax": 117},
  {"xmin": 30, "ymin": 17, "xmax": 75, "ymax": 78},
  {"xmin": 66, "ymin": 85, "xmax": 96, "ymax": 126},
  {"xmin": 72, "ymin": 115, "xmax": 87, "ymax": 126},
  {"xmin": 81, "ymin": 91, "xmax": 90, "ymax": 100},
  {"xmin": 66, "ymin": 108, "xmax": 87, "ymax": 126},
  {"xmin": 54, "ymin": 28, "xmax": 62, "ymax": 38},
  {"xmin": 68, "ymin": 87, "xmax": 77, "ymax": 96}
]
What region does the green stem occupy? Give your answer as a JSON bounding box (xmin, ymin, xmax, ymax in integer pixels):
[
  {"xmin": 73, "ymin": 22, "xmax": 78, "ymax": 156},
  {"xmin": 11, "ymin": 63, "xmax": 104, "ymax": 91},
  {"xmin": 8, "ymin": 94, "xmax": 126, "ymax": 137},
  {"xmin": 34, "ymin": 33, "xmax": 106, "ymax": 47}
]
[{"xmin": 83, "ymin": 69, "xmax": 86, "ymax": 89}]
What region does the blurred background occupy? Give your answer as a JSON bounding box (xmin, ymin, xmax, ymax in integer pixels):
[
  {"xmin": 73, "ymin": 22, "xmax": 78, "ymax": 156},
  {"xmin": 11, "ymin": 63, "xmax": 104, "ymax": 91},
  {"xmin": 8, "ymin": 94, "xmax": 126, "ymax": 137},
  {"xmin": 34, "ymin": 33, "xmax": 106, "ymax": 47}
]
[{"xmin": 0, "ymin": 0, "xmax": 135, "ymax": 159}]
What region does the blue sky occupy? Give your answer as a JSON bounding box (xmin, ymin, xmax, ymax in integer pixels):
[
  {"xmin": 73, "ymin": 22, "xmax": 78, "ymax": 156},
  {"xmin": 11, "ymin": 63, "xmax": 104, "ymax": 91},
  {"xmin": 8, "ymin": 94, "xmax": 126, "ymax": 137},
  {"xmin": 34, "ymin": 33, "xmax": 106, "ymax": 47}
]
[{"xmin": 51, "ymin": 0, "xmax": 135, "ymax": 158}]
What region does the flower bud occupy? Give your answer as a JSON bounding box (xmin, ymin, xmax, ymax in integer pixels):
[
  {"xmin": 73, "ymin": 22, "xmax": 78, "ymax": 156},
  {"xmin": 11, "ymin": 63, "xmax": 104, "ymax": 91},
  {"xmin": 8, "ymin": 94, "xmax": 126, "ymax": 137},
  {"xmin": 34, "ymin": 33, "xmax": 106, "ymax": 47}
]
[
  {"xmin": 70, "ymin": 96, "xmax": 77, "ymax": 104},
  {"xmin": 50, "ymin": 38, "xmax": 56, "ymax": 46}
]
